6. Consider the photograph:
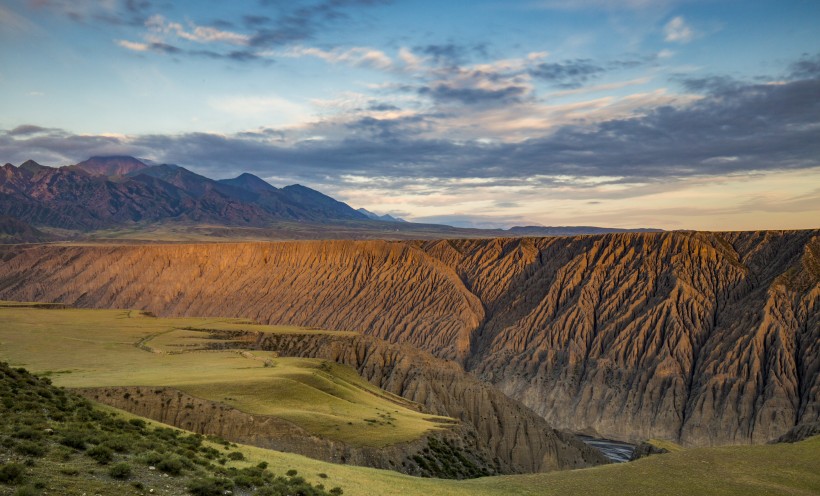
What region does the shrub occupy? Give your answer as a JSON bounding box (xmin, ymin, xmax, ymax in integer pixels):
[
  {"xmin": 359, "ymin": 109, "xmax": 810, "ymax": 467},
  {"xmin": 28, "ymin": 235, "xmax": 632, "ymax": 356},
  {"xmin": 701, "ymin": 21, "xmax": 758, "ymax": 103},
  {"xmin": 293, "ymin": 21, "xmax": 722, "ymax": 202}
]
[
  {"xmin": 286, "ymin": 469, "xmax": 298, "ymax": 477},
  {"xmin": 15, "ymin": 441, "xmax": 46, "ymax": 457},
  {"xmin": 157, "ymin": 455, "xmax": 184, "ymax": 475},
  {"xmin": 59, "ymin": 431, "xmax": 87, "ymax": 451},
  {"xmin": 87, "ymin": 445, "xmax": 114, "ymax": 464},
  {"xmin": 0, "ymin": 463, "xmax": 25, "ymax": 485},
  {"xmin": 187, "ymin": 477, "xmax": 234, "ymax": 496},
  {"xmin": 330, "ymin": 487, "xmax": 344, "ymax": 496},
  {"xmin": 128, "ymin": 418, "xmax": 146, "ymax": 429},
  {"xmin": 13, "ymin": 486, "xmax": 38, "ymax": 496},
  {"xmin": 227, "ymin": 451, "xmax": 244, "ymax": 461},
  {"xmin": 108, "ymin": 462, "xmax": 132, "ymax": 480}
]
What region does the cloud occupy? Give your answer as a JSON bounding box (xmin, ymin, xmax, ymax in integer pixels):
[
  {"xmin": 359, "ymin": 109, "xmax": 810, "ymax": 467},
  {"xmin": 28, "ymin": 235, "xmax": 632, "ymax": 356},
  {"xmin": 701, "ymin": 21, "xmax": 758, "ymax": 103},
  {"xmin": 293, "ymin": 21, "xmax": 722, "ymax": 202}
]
[
  {"xmin": 418, "ymin": 84, "xmax": 528, "ymax": 106},
  {"xmin": 529, "ymin": 59, "xmax": 606, "ymax": 88},
  {"xmin": 3, "ymin": 60, "xmax": 818, "ymax": 194},
  {"xmin": 116, "ymin": 39, "xmax": 149, "ymax": 51},
  {"xmin": 414, "ymin": 43, "xmax": 488, "ymax": 67},
  {"xmin": 664, "ymin": 16, "xmax": 695, "ymax": 43},
  {"xmin": 790, "ymin": 53, "xmax": 820, "ymax": 79},
  {"xmin": 145, "ymin": 14, "xmax": 250, "ymax": 46},
  {"xmin": 283, "ymin": 46, "xmax": 393, "ymax": 70}
]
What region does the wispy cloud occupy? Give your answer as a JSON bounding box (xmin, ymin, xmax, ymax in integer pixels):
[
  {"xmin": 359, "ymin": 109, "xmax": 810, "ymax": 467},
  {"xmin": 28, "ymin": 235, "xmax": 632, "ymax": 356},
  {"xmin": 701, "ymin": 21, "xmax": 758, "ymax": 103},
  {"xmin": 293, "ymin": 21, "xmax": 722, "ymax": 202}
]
[
  {"xmin": 145, "ymin": 14, "xmax": 250, "ymax": 46},
  {"xmin": 664, "ymin": 16, "xmax": 695, "ymax": 43},
  {"xmin": 282, "ymin": 46, "xmax": 393, "ymax": 70}
]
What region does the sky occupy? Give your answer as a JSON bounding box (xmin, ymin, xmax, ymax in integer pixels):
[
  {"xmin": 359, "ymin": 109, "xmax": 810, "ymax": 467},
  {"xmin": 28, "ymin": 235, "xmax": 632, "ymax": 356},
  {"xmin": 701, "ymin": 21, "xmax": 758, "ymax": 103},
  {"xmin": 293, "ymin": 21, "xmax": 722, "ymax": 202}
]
[{"xmin": 1, "ymin": 0, "xmax": 819, "ymax": 230}]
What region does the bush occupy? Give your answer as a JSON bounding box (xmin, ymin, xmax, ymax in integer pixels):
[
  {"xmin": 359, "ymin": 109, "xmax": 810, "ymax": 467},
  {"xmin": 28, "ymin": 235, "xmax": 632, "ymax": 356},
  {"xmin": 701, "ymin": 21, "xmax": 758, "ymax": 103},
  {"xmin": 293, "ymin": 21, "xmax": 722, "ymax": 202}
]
[
  {"xmin": 330, "ymin": 487, "xmax": 344, "ymax": 496},
  {"xmin": 13, "ymin": 486, "xmax": 38, "ymax": 496},
  {"xmin": 0, "ymin": 463, "xmax": 25, "ymax": 485},
  {"xmin": 286, "ymin": 469, "xmax": 298, "ymax": 477},
  {"xmin": 157, "ymin": 455, "xmax": 184, "ymax": 476},
  {"xmin": 87, "ymin": 445, "xmax": 114, "ymax": 464},
  {"xmin": 187, "ymin": 477, "xmax": 234, "ymax": 496},
  {"xmin": 59, "ymin": 431, "xmax": 87, "ymax": 451},
  {"xmin": 15, "ymin": 441, "xmax": 47, "ymax": 457},
  {"xmin": 227, "ymin": 451, "xmax": 244, "ymax": 461},
  {"xmin": 108, "ymin": 462, "xmax": 132, "ymax": 480}
]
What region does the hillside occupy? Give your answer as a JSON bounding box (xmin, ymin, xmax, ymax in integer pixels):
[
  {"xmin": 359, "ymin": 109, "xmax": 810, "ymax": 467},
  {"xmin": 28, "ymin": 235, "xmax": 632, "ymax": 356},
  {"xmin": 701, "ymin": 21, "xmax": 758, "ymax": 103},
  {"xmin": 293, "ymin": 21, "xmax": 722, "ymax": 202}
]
[
  {"xmin": 0, "ymin": 360, "xmax": 339, "ymax": 496},
  {"xmin": 0, "ymin": 304, "xmax": 604, "ymax": 476},
  {"xmin": 2, "ymin": 359, "xmax": 819, "ymax": 496},
  {"xmin": 0, "ymin": 230, "xmax": 817, "ymax": 447}
]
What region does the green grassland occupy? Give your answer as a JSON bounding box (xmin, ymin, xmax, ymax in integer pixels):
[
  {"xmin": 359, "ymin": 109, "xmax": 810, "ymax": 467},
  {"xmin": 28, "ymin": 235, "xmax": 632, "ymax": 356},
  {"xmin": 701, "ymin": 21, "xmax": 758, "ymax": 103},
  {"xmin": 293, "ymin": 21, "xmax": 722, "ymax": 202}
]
[
  {"xmin": 2, "ymin": 302, "xmax": 819, "ymax": 496},
  {"xmin": 0, "ymin": 303, "xmax": 449, "ymax": 448}
]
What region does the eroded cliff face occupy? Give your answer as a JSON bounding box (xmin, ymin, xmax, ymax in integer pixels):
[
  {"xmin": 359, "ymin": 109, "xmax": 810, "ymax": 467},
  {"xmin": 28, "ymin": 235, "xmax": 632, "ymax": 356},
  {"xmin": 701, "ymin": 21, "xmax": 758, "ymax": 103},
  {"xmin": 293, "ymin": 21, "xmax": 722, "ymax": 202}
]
[
  {"xmin": 0, "ymin": 230, "xmax": 817, "ymax": 447},
  {"xmin": 0, "ymin": 241, "xmax": 482, "ymax": 362},
  {"xmin": 76, "ymin": 386, "xmax": 500, "ymax": 478},
  {"xmin": 239, "ymin": 332, "xmax": 606, "ymax": 473},
  {"xmin": 418, "ymin": 231, "xmax": 820, "ymax": 446}
]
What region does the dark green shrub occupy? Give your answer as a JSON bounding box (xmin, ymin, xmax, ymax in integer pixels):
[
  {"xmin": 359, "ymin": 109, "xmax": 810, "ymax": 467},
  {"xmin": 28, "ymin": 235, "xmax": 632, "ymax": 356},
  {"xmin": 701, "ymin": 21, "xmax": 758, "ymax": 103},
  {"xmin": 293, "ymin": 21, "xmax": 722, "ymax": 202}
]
[
  {"xmin": 108, "ymin": 462, "xmax": 132, "ymax": 480},
  {"xmin": 13, "ymin": 486, "xmax": 38, "ymax": 496},
  {"xmin": 0, "ymin": 463, "xmax": 25, "ymax": 485},
  {"xmin": 15, "ymin": 441, "xmax": 46, "ymax": 457},
  {"xmin": 59, "ymin": 431, "xmax": 87, "ymax": 450},
  {"xmin": 187, "ymin": 477, "xmax": 234, "ymax": 496},
  {"xmin": 157, "ymin": 455, "xmax": 184, "ymax": 475},
  {"xmin": 227, "ymin": 451, "xmax": 244, "ymax": 461},
  {"xmin": 330, "ymin": 488, "xmax": 344, "ymax": 496},
  {"xmin": 128, "ymin": 418, "xmax": 146, "ymax": 429},
  {"xmin": 286, "ymin": 469, "xmax": 298, "ymax": 477},
  {"xmin": 87, "ymin": 445, "xmax": 114, "ymax": 464}
]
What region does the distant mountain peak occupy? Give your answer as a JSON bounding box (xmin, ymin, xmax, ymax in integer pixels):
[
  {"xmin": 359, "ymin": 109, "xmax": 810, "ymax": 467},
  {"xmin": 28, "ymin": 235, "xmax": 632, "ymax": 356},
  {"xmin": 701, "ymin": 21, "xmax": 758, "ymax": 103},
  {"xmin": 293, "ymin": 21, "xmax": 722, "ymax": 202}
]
[
  {"xmin": 357, "ymin": 208, "xmax": 406, "ymax": 223},
  {"xmin": 218, "ymin": 172, "xmax": 278, "ymax": 194},
  {"xmin": 19, "ymin": 159, "xmax": 50, "ymax": 172},
  {"xmin": 73, "ymin": 156, "xmax": 148, "ymax": 177}
]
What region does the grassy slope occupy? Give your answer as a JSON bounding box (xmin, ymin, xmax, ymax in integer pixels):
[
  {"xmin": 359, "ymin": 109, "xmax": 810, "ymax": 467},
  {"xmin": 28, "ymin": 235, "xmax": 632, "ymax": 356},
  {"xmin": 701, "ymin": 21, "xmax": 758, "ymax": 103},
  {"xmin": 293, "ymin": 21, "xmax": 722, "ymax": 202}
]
[
  {"xmin": 0, "ymin": 362, "xmax": 340, "ymax": 496},
  {"xmin": 0, "ymin": 304, "xmax": 449, "ymax": 447},
  {"xmin": 3, "ymin": 303, "xmax": 819, "ymax": 496},
  {"xmin": 148, "ymin": 415, "xmax": 820, "ymax": 496}
]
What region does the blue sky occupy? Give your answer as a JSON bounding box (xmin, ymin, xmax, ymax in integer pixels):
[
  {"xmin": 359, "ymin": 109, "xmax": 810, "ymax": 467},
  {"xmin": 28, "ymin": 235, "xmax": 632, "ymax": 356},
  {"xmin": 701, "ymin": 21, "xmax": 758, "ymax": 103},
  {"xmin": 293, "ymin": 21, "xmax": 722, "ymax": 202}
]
[{"xmin": 1, "ymin": 0, "xmax": 819, "ymax": 230}]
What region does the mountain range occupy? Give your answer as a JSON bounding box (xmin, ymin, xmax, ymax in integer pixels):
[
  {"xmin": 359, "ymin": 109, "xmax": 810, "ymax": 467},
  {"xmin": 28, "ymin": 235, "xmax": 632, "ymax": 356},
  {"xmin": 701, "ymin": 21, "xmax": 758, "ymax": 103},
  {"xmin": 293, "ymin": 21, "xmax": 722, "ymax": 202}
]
[
  {"xmin": 0, "ymin": 156, "xmax": 377, "ymax": 232},
  {"xmin": 0, "ymin": 155, "xmax": 661, "ymax": 242}
]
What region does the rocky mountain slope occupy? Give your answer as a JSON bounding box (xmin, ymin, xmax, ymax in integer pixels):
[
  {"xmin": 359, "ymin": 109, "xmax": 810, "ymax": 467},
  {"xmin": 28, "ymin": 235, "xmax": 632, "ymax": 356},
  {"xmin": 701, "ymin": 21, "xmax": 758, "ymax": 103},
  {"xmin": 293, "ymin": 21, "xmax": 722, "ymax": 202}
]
[
  {"xmin": 0, "ymin": 156, "xmax": 368, "ymax": 230},
  {"xmin": 0, "ymin": 230, "xmax": 817, "ymax": 447}
]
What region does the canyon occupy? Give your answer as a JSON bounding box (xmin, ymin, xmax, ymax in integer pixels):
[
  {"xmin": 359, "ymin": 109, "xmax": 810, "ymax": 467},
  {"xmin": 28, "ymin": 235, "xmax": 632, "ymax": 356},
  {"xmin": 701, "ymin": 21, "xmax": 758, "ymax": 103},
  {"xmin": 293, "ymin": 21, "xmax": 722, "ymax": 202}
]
[{"xmin": 0, "ymin": 229, "xmax": 817, "ymax": 448}]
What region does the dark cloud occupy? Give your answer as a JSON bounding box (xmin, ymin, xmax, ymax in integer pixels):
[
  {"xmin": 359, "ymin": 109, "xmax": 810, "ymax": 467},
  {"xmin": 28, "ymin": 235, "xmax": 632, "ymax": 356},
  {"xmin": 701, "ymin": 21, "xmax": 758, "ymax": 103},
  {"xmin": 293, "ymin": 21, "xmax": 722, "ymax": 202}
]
[
  {"xmin": 418, "ymin": 84, "xmax": 527, "ymax": 106},
  {"xmin": 249, "ymin": 0, "xmax": 390, "ymax": 48},
  {"xmin": 3, "ymin": 69, "xmax": 818, "ymax": 189},
  {"xmin": 7, "ymin": 125, "xmax": 52, "ymax": 137},
  {"xmin": 789, "ymin": 53, "xmax": 820, "ymax": 79},
  {"xmin": 414, "ymin": 43, "xmax": 488, "ymax": 66},
  {"xmin": 529, "ymin": 59, "xmax": 606, "ymax": 88},
  {"xmin": 367, "ymin": 102, "xmax": 401, "ymax": 112}
]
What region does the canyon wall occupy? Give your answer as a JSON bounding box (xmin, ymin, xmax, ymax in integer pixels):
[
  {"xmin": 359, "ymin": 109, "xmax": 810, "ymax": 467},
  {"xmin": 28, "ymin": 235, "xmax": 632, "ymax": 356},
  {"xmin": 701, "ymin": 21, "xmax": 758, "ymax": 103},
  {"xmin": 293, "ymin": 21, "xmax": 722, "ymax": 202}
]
[{"xmin": 1, "ymin": 230, "xmax": 817, "ymax": 446}]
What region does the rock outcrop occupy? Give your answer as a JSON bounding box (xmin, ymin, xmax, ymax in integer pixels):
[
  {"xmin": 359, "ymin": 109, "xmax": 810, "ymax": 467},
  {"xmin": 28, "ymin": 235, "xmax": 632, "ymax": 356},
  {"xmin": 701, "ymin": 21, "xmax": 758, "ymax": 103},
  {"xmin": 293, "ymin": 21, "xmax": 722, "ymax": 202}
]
[{"xmin": 0, "ymin": 230, "xmax": 817, "ymax": 447}]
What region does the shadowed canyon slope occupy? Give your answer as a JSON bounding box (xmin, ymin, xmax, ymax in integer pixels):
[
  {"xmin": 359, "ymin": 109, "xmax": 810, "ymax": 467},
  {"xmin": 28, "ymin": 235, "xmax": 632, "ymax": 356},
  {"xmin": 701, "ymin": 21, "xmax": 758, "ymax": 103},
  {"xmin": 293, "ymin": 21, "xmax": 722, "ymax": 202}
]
[{"xmin": 0, "ymin": 230, "xmax": 817, "ymax": 447}]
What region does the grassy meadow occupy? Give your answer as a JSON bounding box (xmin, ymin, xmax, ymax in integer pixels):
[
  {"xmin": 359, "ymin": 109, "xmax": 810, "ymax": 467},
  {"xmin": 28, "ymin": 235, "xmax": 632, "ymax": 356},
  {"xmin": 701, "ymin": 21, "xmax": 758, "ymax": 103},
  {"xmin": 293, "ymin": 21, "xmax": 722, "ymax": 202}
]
[
  {"xmin": 0, "ymin": 303, "xmax": 449, "ymax": 447},
  {"xmin": 1, "ymin": 302, "xmax": 818, "ymax": 496}
]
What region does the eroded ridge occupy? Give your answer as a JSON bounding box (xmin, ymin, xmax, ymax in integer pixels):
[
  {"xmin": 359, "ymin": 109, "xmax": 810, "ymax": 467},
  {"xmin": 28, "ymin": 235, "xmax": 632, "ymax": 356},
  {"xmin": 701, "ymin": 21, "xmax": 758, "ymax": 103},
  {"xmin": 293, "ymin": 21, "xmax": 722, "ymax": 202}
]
[{"xmin": 1, "ymin": 230, "xmax": 817, "ymax": 446}]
